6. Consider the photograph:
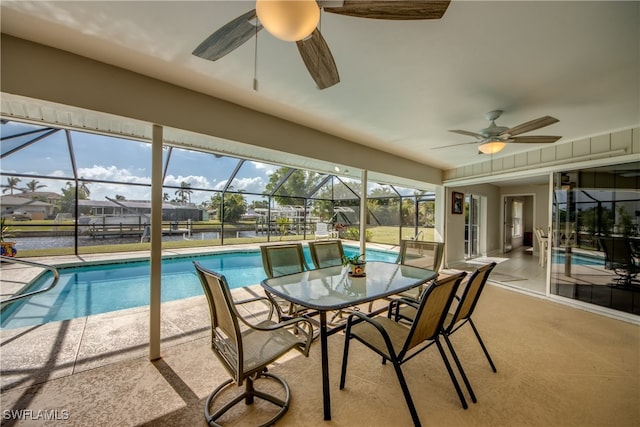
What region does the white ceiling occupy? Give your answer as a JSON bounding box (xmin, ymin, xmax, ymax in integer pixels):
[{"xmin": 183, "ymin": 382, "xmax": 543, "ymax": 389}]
[{"xmin": 1, "ymin": 1, "xmax": 639, "ymax": 172}]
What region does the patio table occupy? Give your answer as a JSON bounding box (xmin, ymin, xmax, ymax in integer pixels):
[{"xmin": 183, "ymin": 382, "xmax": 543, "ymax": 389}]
[{"xmin": 261, "ymin": 261, "xmax": 437, "ymax": 421}]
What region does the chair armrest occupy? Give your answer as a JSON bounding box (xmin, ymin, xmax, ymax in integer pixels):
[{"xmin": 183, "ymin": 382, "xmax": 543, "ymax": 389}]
[
  {"xmin": 235, "ymin": 295, "xmax": 276, "ymax": 321},
  {"xmin": 239, "ymin": 315, "xmax": 315, "ymax": 356}
]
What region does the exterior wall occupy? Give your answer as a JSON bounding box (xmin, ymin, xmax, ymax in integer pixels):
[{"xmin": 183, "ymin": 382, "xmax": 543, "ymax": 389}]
[{"xmin": 444, "ymin": 183, "xmax": 501, "ymax": 266}]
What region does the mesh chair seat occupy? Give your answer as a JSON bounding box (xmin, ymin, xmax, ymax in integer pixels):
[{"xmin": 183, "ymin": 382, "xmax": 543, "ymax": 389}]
[
  {"xmin": 238, "ymin": 320, "xmax": 308, "ymax": 373},
  {"xmin": 346, "ymin": 316, "xmax": 411, "ymax": 355}
]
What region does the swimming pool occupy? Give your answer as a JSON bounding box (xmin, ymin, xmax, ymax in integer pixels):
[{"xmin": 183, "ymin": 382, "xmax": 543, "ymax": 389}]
[
  {"xmin": 551, "ymin": 252, "xmax": 603, "ymax": 266},
  {"xmin": 1, "ymin": 246, "xmax": 398, "ymax": 329}
]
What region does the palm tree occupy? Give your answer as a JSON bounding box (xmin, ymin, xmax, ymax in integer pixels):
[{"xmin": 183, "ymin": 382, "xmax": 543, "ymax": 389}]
[
  {"xmin": 24, "ymin": 179, "xmax": 47, "ymax": 193},
  {"xmin": 2, "ymin": 177, "xmax": 21, "ymax": 195},
  {"xmin": 78, "ymin": 177, "xmax": 91, "ymax": 199},
  {"xmin": 175, "ymin": 181, "xmax": 193, "ymax": 204}
]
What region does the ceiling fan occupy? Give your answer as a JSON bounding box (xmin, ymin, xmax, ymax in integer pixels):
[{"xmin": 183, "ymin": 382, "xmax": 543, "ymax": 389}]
[
  {"xmin": 192, "ymin": 1, "xmax": 451, "ymax": 90},
  {"xmin": 434, "ymin": 110, "xmax": 561, "ymax": 154}
]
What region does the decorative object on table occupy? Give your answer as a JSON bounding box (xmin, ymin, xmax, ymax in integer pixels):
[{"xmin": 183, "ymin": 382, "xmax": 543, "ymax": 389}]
[
  {"xmin": 452, "ymin": 191, "xmax": 464, "ymax": 214},
  {"xmin": 343, "ymin": 253, "xmax": 366, "ymax": 277},
  {"xmin": 0, "ymin": 218, "xmax": 17, "ymax": 257}
]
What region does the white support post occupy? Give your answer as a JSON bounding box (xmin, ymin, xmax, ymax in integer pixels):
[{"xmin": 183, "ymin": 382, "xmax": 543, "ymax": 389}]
[
  {"xmin": 149, "ymin": 124, "xmax": 163, "ymax": 360},
  {"xmin": 360, "ymin": 170, "xmax": 368, "ymax": 258}
]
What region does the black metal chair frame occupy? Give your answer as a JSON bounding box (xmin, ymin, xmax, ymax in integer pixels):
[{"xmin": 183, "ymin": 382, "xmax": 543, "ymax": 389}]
[
  {"xmin": 340, "ymin": 272, "xmax": 468, "ymax": 427},
  {"xmin": 390, "ymin": 262, "xmax": 498, "ymax": 406},
  {"xmin": 194, "ymin": 261, "xmax": 313, "ymax": 427}
]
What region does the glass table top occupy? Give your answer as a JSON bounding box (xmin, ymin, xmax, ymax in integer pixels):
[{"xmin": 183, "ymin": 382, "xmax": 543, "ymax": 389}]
[{"xmin": 261, "ymin": 261, "xmax": 437, "ymax": 311}]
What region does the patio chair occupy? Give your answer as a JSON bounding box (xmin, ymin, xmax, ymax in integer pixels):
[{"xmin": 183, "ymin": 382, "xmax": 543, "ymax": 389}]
[
  {"xmin": 391, "ymin": 262, "xmax": 498, "ymax": 405},
  {"xmin": 308, "ymin": 239, "xmax": 356, "ymax": 322},
  {"xmin": 193, "ymin": 262, "xmax": 313, "ymax": 427},
  {"xmin": 396, "ymin": 239, "xmax": 445, "ymax": 300},
  {"xmin": 260, "ymin": 243, "xmax": 311, "ymax": 318},
  {"xmin": 308, "ymin": 239, "xmax": 345, "ymax": 268},
  {"xmin": 314, "ymin": 222, "xmax": 330, "ymax": 240},
  {"xmin": 340, "ymin": 272, "xmax": 468, "ymax": 427},
  {"xmin": 599, "ymin": 236, "xmax": 640, "ymax": 287},
  {"xmin": 535, "ymin": 227, "xmax": 548, "ymax": 267},
  {"xmin": 394, "ymin": 263, "xmax": 497, "ymax": 357}
]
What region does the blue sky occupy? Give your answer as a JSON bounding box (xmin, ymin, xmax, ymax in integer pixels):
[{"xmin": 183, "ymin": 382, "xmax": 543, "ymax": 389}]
[{"xmin": 1, "ymin": 122, "xmax": 280, "ymax": 204}]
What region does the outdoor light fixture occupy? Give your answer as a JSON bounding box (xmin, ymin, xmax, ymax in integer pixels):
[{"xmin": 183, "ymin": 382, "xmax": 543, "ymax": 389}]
[
  {"xmin": 256, "ymin": 0, "xmax": 320, "ymax": 42},
  {"xmin": 478, "ymin": 140, "xmax": 506, "ymax": 154}
]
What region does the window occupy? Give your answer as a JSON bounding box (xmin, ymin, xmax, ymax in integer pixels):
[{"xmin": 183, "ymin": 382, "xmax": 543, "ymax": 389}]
[{"xmin": 512, "ymin": 201, "xmax": 523, "ymax": 237}]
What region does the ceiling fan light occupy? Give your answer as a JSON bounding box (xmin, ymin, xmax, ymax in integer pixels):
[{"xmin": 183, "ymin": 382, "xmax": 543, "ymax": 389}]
[
  {"xmin": 256, "ymin": 0, "xmax": 320, "ymax": 42},
  {"xmin": 478, "ymin": 141, "xmax": 506, "ymax": 154}
]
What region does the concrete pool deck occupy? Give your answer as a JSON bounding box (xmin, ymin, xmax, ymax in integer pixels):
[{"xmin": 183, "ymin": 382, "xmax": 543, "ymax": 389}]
[{"xmin": 1, "ymin": 276, "xmax": 638, "ymax": 426}]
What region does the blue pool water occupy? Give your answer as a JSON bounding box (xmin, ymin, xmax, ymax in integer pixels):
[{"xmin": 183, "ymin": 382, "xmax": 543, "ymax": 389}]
[
  {"xmin": 551, "ymin": 252, "xmax": 603, "ymax": 266},
  {"xmin": 1, "ymin": 246, "xmax": 397, "ymax": 329}
]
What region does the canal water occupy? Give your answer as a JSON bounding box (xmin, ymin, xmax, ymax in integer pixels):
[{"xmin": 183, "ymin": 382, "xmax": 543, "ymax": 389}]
[{"xmin": 13, "ymin": 231, "xmax": 261, "ymax": 251}]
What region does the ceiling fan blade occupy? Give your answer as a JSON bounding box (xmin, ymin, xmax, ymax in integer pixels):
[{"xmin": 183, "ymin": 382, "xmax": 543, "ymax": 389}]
[
  {"xmin": 502, "ymin": 116, "xmax": 559, "ymax": 137},
  {"xmin": 323, "ymin": 0, "xmax": 450, "ymax": 20},
  {"xmin": 511, "ymin": 135, "xmax": 562, "ymax": 144},
  {"xmin": 296, "ymin": 28, "xmax": 340, "ymax": 89},
  {"xmin": 449, "ymin": 129, "xmax": 484, "ymax": 139},
  {"xmin": 192, "ymin": 9, "xmax": 262, "ymax": 61},
  {"xmin": 432, "ymin": 140, "xmax": 479, "ymax": 150}
]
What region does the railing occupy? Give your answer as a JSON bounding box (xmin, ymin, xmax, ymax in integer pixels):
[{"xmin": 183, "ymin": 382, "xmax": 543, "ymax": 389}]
[{"xmin": 0, "ymin": 256, "xmax": 60, "ymax": 305}]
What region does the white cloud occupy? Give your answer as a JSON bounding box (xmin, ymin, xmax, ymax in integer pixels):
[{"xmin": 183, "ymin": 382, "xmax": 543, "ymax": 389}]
[
  {"xmin": 251, "ymin": 161, "xmax": 278, "ymax": 175},
  {"xmin": 78, "ymin": 165, "xmax": 150, "ymax": 184},
  {"xmin": 163, "ymin": 174, "xmax": 211, "ymax": 189},
  {"xmin": 231, "ymin": 176, "xmax": 265, "ymax": 193}
]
